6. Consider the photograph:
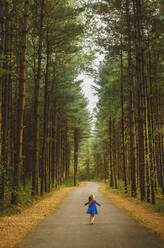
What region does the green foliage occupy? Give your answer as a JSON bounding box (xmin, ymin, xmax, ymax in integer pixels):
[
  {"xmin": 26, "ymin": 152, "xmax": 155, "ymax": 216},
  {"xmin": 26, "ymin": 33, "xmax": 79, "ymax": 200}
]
[
  {"xmin": 153, "ymin": 198, "xmax": 164, "ymax": 215},
  {"xmin": 0, "ymin": 0, "xmax": 94, "ymax": 212},
  {"xmin": 104, "ymin": 180, "xmax": 164, "ymax": 215},
  {"xmin": 90, "ymin": 0, "xmax": 164, "ymax": 204},
  {"xmin": 64, "ymin": 177, "xmax": 76, "ymax": 187},
  {"xmin": 1, "ymin": 181, "xmax": 37, "ymax": 216},
  {"xmin": 106, "ymin": 180, "xmax": 132, "ymax": 198}
]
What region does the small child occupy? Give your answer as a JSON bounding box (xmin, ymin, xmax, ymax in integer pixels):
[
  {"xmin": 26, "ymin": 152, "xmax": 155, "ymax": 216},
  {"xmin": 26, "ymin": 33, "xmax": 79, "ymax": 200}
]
[{"xmin": 84, "ymin": 194, "xmax": 101, "ymax": 224}]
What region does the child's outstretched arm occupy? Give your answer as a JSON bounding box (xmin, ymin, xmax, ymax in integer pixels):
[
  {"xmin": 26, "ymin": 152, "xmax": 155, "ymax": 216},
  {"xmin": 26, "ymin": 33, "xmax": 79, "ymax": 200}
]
[
  {"xmin": 94, "ymin": 200, "xmax": 101, "ymax": 206},
  {"xmin": 84, "ymin": 202, "xmax": 88, "ymax": 206}
]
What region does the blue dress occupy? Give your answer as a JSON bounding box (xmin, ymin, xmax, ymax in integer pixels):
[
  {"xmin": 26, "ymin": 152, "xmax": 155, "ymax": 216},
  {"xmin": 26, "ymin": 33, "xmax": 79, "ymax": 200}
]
[{"xmin": 84, "ymin": 200, "xmax": 101, "ymax": 214}]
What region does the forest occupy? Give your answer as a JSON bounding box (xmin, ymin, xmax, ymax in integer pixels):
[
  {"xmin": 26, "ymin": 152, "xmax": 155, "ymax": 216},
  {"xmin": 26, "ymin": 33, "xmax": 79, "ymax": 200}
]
[{"xmin": 0, "ymin": 0, "xmax": 163, "ymax": 213}]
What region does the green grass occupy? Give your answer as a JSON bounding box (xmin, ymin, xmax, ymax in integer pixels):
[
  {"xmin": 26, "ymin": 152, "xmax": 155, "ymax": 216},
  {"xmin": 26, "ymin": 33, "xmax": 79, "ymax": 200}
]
[
  {"xmin": 64, "ymin": 178, "xmax": 75, "ymax": 187},
  {"xmin": 105, "ymin": 180, "xmax": 132, "ymax": 197},
  {"xmin": 152, "ymin": 197, "xmax": 164, "ymax": 215}
]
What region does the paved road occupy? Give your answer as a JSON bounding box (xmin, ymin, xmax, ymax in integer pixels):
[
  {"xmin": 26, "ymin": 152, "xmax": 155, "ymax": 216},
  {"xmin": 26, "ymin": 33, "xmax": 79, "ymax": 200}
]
[{"xmin": 16, "ymin": 182, "xmax": 164, "ymax": 248}]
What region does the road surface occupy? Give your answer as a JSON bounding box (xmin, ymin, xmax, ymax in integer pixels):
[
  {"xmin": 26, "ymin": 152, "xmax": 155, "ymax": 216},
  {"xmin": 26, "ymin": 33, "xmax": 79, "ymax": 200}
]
[{"xmin": 16, "ymin": 182, "xmax": 164, "ymax": 248}]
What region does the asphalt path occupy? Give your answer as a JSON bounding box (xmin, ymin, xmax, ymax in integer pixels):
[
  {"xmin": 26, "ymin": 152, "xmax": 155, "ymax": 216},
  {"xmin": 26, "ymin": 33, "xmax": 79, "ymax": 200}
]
[{"xmin": 16, "ymin": 182, "xmax": 164, "ymax": 248}]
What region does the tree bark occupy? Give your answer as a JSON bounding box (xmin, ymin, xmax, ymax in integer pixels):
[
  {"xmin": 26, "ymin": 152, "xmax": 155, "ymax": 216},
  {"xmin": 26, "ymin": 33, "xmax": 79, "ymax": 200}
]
[
  {"xmin": 112, "ymin": 121, "xmax": 117, "ymax": 189},
  {"xmin": 51, "ymin": 110, "xmax": 56, "ymax": 188},
  {"xmin": 74, "ymin": 127, "xmax": 79, "ymax": 186},
  {"xmin": 40, "ymin": 22, "xmax": 50, "ymax": 195},
  {"xmin": 147, "ymin": 44, "xmax": 156, "ymax": 203},
  {"xmin": 32, "ymin": 0, "xmax": 44, "ymax": 196},
  {"xmin": 109, "ymin": 119, "xmax": 113, "ymax": 188},
  {"xmin": 0, "ymin": 0, "xmax": 5, "ymax": 209},
  {"xmin": 120, "ymin": 41, "xmax": 127, "ymax": 194},
  {"xmin": 12, "ymin": 0, "xmax": 29, "ymax": 204},
  {"xmin": 126, "ymin": 0, "xmax": 136, "ymax": 197},
  {"xmin": 133, "ymin": 0, "xmax": 145, "ymax": 200}
]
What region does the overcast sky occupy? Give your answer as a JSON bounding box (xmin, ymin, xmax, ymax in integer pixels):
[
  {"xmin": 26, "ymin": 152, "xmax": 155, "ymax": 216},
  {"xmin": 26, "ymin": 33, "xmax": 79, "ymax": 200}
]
[
  {"xmin": 79, "ymin": 73, "xmax": 98, "ymax": 114},
  {"xmin": 78, "ymin": 52, "xmax": 104, "ymax": 117}
]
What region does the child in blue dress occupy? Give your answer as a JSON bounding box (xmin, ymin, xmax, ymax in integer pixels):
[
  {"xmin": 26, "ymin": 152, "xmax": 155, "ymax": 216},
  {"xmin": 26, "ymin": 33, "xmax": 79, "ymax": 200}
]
[{"xmin": 84, "ymin": 194, "xmax": 101, "ymax": 224}]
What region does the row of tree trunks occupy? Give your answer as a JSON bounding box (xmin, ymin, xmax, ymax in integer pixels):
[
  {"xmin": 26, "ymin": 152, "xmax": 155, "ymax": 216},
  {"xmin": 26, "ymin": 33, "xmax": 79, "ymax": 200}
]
[
  {"xmin": 40, "ymin": 21, "xmax": 50, "ymax": 195},
  {"xmin": 109, "ymin": 119, "xmax": 113, "ymax": 188},
  {"xmin": 12, "ymin": 0, "xmax": 29, "ymax": 205},
  {"xmin": 0, "ymin": 0, "xmax": 89, "ymax": 211},
  {"xmin": 108, "ymin": 119, "xmax": 118, "ymax": 189},
  {"xmin": 74, "ymin": 127, "xmax": 79, "ymax": 186},
  {"xmin": 120, "ymin": 46, "xmax": 127, "ymax": 194},
  {"xmin": 133, "ymin": 0, "xmax": 145, "ymax": 201},
  {"xmin": 93, "ymin": 0, "xmax": 164, "ymax": 205},
  {"xmin": 126, "ymin": 0, "xmax": 136, "ymax": 197},
  {"xmin": 32, "ymin": 0, "xmax": 45, "ymax": 197},
  {"xmin": 51, "ymin": 109, "xmax": 56, "ymax": 188},
  {"xmin": 0, "ymin": 0, "xmax": 5, "ymax": 209}
]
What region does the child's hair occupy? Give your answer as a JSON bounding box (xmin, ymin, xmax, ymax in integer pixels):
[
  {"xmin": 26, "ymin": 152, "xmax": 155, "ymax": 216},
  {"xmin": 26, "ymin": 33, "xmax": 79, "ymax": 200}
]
[{"xmin": 88, "ymin": 194, "xmax": 94, "ymax": 206}]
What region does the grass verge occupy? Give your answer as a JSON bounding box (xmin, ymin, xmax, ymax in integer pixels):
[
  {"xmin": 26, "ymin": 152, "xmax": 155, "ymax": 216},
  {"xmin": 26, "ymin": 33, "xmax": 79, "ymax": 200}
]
[
  {"xmin": 99, "ymin": 182, "xmax": 164, "ymax": 240},
  {"xmin": 0, "ymin": 186, "xmax": 75, "ymax": 248}
]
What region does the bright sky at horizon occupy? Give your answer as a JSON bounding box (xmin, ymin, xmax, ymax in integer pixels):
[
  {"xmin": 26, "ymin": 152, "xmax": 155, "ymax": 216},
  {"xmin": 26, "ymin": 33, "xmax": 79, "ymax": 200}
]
[
  {"xmin": 78, "ymin": 73, "xmax": 98, "ymax": 115},
  {"xmin": 78, "ymin": 53, "xmax": 104, "ymax": 117}
]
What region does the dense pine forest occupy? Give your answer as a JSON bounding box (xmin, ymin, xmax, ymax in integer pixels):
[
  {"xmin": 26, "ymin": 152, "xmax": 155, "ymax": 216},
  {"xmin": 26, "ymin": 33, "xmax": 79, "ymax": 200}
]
[
  {"xmin": 92, "ymin": 0, "xmax": 164, "ymax": 205},
  {"xmin": 0, "ymin": 0, "xmax": 164, "ymax": 213}
]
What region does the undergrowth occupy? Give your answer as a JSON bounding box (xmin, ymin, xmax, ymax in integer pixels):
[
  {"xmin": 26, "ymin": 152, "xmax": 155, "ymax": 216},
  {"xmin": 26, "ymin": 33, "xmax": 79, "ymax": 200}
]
[
  {"xmin": 1, "ymin": 179, "xmax": 75, "ymax": 217},
  {"xmin": 104, "ymin": 180, "xmax": 164, "ymax": 215}
]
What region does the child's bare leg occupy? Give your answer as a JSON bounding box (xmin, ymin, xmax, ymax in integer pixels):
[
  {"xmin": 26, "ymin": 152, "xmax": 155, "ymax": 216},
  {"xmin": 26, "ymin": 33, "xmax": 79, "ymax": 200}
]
[
  {"xmin": 91, "ymin": 214, "xmax": 95, "ymax": 224},
  {"xmin": 92, "ymin": 214, "xmax": 95, "ymax": 224},
  {"xmin": 89, "ymin": 214, "xmax": 92, "ymax": 223}
]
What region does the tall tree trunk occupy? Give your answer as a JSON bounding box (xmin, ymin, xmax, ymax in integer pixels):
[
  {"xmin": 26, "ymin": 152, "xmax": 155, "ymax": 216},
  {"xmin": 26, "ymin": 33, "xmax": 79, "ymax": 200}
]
[
  {"xmin": 0, "ymin": 0, "xmax": 5, "ymax": 209},
  {"xmin": 133, "ymin": 0, "xmax": 145, "ymax": 200},
  {"xmin": 145, "ymin": 80, "xmax": 155, "ymax": 204},
  {"xmin": 60, "ymin": 127, "xmax": 64, "ymax": 184},
  {"xmin": 156, "ymin": 95, "xmax": 164, "ymax": 194},
  {"xmin": 112, "ymin": 121, "xmax": 117, "ymax": 189},
  {"xmin": 126, "ymin": 0, "xmax": 136, "ymax": 197},
  {"xmin": 144, "ymin": 104, "xmax": 150, "ymax": 203},
  {"xmin": 55, "ymin": 120, "xmax": 61, "ymax": 188},
  {"xmin": 104, "ymin": 150, "xmax": 108, "ymax": 183},
  {"xmin": 12, "ymin": 0, "xmax": 29, "ymax": 204},
  {"xmin": 109, "ymin": 119, "xmax": 113, "ymax": 188},
  {"xmin": 32, "ymin": 0, "xmax": 44, "ymax": 196},
  {"xmin": 162, "ymin": 122, "xmax": 164, "ymax": 195},
  {"xmin": 0, "ymin": 69, "xmax": 2, "ymax": 209},
  {"xmin": 51, "ymin": 110, "xmax": 56, "ymax": 188},
  {"xmin": 64, "ymin": 123, "xmax": 69, "ymax": 182},
  {"xmin": 8, "ymin": 3, "xmax": 15, "ymax": 186},
  {"xmin": 1, "ymin": 0, "xmax": 10, "ymax": 209},
  {"xmin": 74, "ymin": 127, "xmax": 79, "ymax": 186},
  {"xmin": 40, "ymin": 23, "xmax": 50, "ymax": 195},
  {"xmin": 0, "ymin": 1, "xmax": 4, "ymax": 163},
  {"xmin": 120, "ymin": 41, "xmax": 127, "ymax": 194},
  {"xmin": 49, "ymin": 120, "xmax": 52, "ymax": 191},
  {"xmin": 147, "ymin": 44, "xmax": 156, "ymax": 203}
]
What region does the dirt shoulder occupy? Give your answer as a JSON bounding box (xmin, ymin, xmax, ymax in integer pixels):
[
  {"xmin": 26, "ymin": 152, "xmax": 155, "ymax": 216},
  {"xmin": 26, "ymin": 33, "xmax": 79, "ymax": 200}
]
[
  {"xmin": 99, "ymin": 183, "xmax": 164, "ymax": 240},
  {"xmin": 0, "ymin": 186, "xmax": 75, "ymax": 248}
]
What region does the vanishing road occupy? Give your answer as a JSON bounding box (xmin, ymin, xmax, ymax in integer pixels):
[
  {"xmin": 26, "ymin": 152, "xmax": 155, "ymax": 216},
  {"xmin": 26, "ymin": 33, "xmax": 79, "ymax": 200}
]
[{"xmin": 16, "ymin": 182, "xmax": 164, "ymax": 248}]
